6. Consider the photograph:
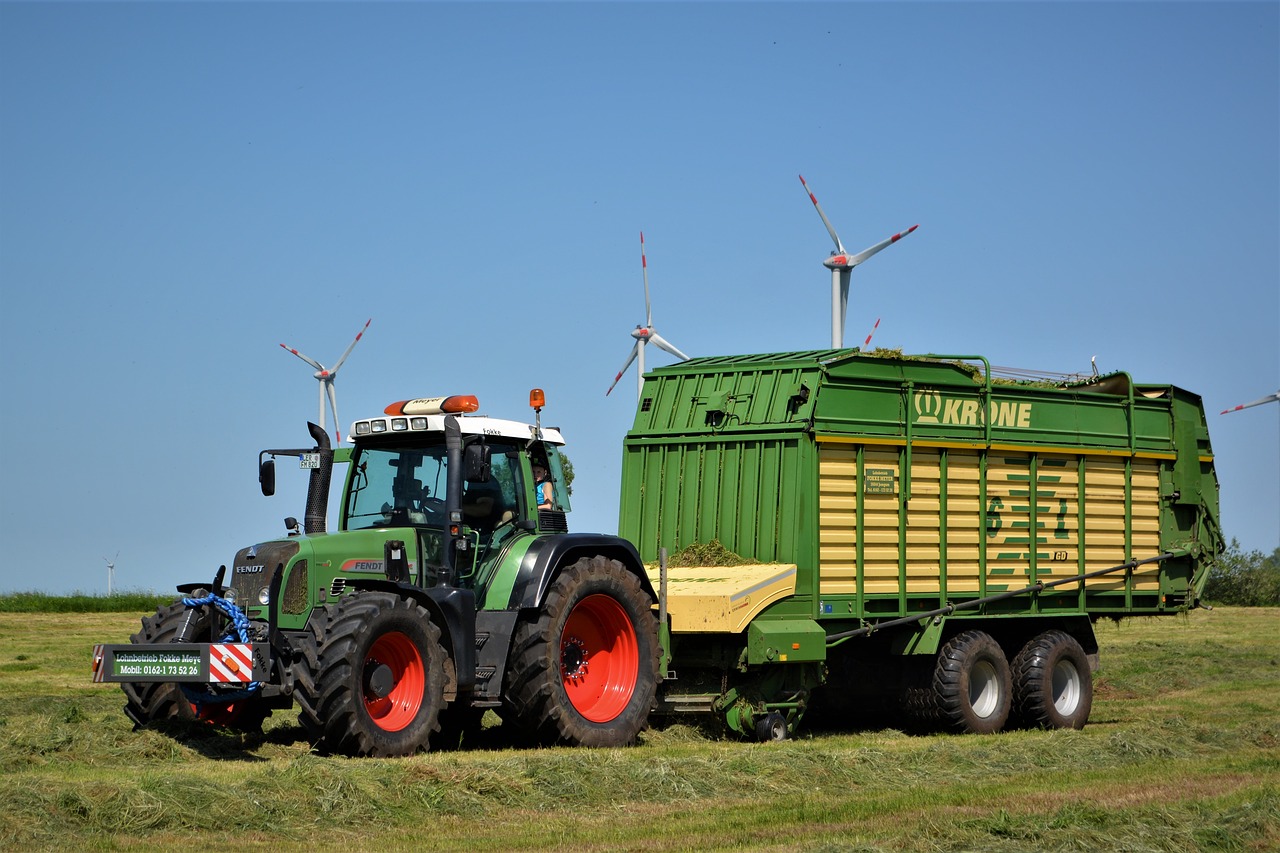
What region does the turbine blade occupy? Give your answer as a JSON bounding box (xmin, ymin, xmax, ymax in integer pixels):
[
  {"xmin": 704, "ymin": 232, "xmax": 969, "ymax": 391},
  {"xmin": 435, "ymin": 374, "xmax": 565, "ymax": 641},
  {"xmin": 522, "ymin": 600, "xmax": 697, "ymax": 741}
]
[
  {"xmin": 641, "ymin": 231, "xmax": 653, "ymax": 328},
  {"xmin": 862, "ymin": 317, "xmax": 881, "ymax": 349},
  {"xmin": 327, "ymin": 381, "xmax": 341, "ymax": 443},
  {"xmin": 798, "ymin": 174, "xmax": 846, "ymax": 254},
  {"xmin": 606, "ymin": 342, "xmax": 641, "ymax": 396},
  {"xmin": 647, "ymin": 332, "xmax": 690, "ymax": 362},
  {"xmin": 1220, "ymin": 391, "xmax": 1280, "ymax": 414},
  {"xmin": 281, "ymin": 343, "xmax": 325, "ymax": 372},
  {"xmin": 846, "ymin": 224, "xmax": 919, "ymax": 267},
  {"xmin": 330, "ymin": 318, "xmax": 372, "ymax": 373}
]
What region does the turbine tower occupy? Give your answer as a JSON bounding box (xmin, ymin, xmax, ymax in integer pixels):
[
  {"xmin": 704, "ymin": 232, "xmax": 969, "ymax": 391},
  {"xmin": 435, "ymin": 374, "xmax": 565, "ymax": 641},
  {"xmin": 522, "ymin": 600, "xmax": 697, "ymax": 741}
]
[
  {"xmin": 281, "ymin": 318, "xmax": 371, "ymax": 443},
  {"xmin": 606, "ymin": 232, "xmax": 691, "ymax": 399},
  {"xmin": 104, "ymin": 552, "xmax": 118, "ymax": 596},
  {"xmin": 799, "ymin": 174, "xmax": 917, "ymax": 349}
]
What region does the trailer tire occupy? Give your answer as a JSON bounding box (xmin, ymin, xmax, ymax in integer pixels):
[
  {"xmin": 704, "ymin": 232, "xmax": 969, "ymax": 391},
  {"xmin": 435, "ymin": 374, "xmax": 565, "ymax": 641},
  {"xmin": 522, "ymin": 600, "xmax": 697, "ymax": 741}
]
[
  {"xmin": 503, "ymin": 555, "xmax": 659, "ymax": 747},
  {"xmin": 755, "ymin": 712, "xmax": 789, "ymax": 742},
  {"xmin": 931, "ymin": 630, "xmax": 1012, "ymax": 734},
  {"xmin": 297, "ymin": 591, "xmax": 447, "ymax": 757},
  {"xmin": 121, "ymin": 600, "xmax": 270, "ymax": 732},
  {"xmin": 1011, "ymin": 630, "xmax": 1092, "ymax": 730}
]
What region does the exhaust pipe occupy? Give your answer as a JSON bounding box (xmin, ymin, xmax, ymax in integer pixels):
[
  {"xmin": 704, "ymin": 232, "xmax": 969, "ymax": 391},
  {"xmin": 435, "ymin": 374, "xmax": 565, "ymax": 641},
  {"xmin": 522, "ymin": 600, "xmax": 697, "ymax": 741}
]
[
  {"xmin": 440, "ymin": 415, "xmax": 463, "ymax": 587},
  {"xmin": 304, "ymin": 422, "xmax": 334, "ymax": 535}
]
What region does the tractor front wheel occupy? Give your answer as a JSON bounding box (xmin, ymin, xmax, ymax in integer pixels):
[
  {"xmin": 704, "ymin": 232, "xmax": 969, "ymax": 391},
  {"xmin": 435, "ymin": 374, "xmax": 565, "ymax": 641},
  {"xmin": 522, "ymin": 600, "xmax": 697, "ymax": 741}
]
[
  {"xmin": 121, "ymin": 600, "xmax": 270, "ymax": 732},
  {"xmin": 296, "ymin": 591, "xmax": 448, "ymax": 757},
  {"xmin": 503, "ymin": 556, "xmax": 659, "ymax": 747}
]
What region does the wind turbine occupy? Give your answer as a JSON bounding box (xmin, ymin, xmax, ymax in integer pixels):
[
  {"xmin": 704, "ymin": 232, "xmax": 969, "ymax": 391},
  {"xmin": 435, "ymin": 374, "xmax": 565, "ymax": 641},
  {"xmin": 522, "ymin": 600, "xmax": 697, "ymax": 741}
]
[
  {"xmin": 798, "ymin": 174, "xmax": 918, "ymax": 349},
  {"xmin": 1220, "ymin": 390, "xmax": 1280, "ymax": 415},
  {"xmin": 606, "ymin": 232, "xmax": 691, "ymax": 398},
  {"xmin": 1221, "ymin": 389, "xmax": 1280, "ymax": 544},
  {"xmin": 280, "ymin": 318, "xmax": 371, "ymax": 443},
  {"xmin": 104, "ymin": 552, "xmax": 118, "ymax": 596}
]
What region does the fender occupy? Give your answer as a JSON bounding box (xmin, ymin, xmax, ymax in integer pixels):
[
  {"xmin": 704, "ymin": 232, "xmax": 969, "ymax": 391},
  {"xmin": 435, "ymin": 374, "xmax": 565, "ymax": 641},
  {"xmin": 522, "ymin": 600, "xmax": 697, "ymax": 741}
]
[{"xmin": 507, "ymin": 533, "xmax": 655, "ymax": 610}]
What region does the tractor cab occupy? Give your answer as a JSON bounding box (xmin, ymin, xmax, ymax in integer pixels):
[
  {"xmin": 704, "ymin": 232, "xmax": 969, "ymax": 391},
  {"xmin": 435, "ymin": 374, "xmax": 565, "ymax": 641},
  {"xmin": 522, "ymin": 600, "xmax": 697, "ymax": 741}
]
[{"xmin": 341, "ymin": 393, "xmax": 571, "ymax": 593}]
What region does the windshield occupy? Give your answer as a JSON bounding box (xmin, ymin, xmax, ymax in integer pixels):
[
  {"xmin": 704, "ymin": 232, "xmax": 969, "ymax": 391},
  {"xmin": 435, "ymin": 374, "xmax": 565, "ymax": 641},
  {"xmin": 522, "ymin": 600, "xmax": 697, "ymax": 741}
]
[
  {"xmin": 344, "ymin": 440, "xmax": 529, "ymax": 532},
  {"xmin": 345, "ymin": 445, "xmax": 450, "ymax": 531}
]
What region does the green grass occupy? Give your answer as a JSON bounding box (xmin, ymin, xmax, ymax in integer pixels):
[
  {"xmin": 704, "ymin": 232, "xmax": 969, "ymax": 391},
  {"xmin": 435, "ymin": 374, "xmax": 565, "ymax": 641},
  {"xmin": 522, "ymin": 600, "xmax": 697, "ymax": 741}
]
[
  {"xmin": 0, "ymin": 591, "xmax": 172, "ymax": 613},
  {"xmin": 0, "ymin": 608, "xmax": 1275, "ymax": 851}
]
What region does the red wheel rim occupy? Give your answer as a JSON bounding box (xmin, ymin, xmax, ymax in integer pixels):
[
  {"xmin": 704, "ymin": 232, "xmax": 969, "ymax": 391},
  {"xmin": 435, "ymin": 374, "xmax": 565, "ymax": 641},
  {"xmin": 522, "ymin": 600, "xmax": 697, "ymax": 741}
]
[
  {"xmin": 196, "ymin": 701, "xmax": 244, "ymax": 727},
  {"xmin": 559, "ymin": 594, "xmax": 639, "ymax": 723},
  {"xmin": 364, "ymin": 631, "xmax": 426, "ymax": 732}
]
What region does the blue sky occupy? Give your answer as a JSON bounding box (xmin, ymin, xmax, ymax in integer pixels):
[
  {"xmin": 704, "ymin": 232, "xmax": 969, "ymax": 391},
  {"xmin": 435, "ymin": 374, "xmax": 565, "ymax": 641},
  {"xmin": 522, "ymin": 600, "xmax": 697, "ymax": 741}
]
[{"xmin": 1, "ymin": 1, "xmax": 1276, "ymax": 595}]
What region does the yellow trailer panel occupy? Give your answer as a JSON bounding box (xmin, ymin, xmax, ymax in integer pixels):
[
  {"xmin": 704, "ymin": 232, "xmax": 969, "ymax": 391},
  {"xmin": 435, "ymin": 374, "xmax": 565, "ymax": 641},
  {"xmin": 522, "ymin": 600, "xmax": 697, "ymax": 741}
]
[
  {"xmin": 643, "ymin": 564, "xmax": 798, "ymax": 633},
  {"xmin": 818, "ymin": 442, "xmax": 1167, "ymax": 598}
]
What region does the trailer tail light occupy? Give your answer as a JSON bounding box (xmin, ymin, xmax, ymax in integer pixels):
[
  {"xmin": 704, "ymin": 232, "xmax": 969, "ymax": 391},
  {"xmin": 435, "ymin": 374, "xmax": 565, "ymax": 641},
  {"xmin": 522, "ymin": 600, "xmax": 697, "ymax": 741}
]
[{"xmin": 384, "ymin": 395, "xmax": 480, "ymax": 416}]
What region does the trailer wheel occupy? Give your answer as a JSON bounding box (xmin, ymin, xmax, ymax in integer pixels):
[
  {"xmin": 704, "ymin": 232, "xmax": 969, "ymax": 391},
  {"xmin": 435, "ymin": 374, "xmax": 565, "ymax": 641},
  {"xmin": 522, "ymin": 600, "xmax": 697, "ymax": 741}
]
[
  {"xmin": 297, "ymin": 591, "xmax": 447, "ymax": 757},
  {"xmin": 931, "ymin": 630, "xmax": 1012, "ymax": 734},
  {"xmin": 504, "ymin": 555, "xmax": 659, "ymax": 747},
  {"xmin": 121, "ymin": 600, "xmax": 270, "ymax": 732},
  {"xmin": 1011, "ymin": 630, "xmax": 1093, "ymax": 730},
  {"xmin": 755, "ymin": 711, "xmax": 789, "ymax": 742}
]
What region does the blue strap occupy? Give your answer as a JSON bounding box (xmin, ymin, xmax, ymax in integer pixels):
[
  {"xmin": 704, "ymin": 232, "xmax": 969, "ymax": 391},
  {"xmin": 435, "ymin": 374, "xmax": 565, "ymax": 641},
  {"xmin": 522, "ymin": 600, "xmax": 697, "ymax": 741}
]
[
  {"xmin": 179, "ymin": 593, "xmax": 261, "ymax": 705},
  {"xmin": 182, "ymin": 592, "xmax": 252, "ymax": 642}
]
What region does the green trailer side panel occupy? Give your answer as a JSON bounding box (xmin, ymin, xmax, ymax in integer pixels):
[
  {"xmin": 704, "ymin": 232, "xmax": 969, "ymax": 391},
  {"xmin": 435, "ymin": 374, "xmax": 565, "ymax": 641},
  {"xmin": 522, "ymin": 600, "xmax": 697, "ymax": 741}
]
[
  {"xmin": 621, "ymin": 436, "xmax": 813, "ymax": 573},
  {"xmin": 621, "ymin": 350, "xmax": 1223, "ymax": 625}
]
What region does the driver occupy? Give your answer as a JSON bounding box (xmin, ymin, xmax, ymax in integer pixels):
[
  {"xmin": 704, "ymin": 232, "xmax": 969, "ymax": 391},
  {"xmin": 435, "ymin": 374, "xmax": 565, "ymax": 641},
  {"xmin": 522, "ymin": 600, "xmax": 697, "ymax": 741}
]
[
  {"xmin": 462, "ymin": 478, "xmax": 508, "ymax": 531},
  {"xmin": 406, "ymin": 479, "xmax": 431, "ymax": 524}
]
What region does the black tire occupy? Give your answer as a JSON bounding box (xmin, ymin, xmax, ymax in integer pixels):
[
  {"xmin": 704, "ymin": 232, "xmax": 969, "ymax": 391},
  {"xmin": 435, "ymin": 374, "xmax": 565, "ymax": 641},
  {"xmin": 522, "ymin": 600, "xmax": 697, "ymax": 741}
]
[
  {"xmin": 931, "ymin": 630, "xmax": 1012, "ymax": 734},
  {"xmin": 121, "ymin": 600, "xmax": 270, "ymax": 732},
  {"xmin": 1011, "ymin": 630, "xmax": 1093, "ymax": 730},
  {"xmin": 296, "ymin": 591, "xmax": 448, "ymax": 757},
  {"xmin": 755, "ymin": 711, "xmax": 789, "ymax": 742},
  {"xmin": 503, "ymin": 555, "xmax": 659, "ymax": 747}
]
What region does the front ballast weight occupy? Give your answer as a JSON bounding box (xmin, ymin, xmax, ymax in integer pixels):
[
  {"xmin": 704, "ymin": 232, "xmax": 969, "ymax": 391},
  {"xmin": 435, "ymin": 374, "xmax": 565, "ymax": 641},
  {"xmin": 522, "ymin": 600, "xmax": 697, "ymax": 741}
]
[{"xmin": 94, "ymin": 564, "xmax": 283, "ymax": 727}]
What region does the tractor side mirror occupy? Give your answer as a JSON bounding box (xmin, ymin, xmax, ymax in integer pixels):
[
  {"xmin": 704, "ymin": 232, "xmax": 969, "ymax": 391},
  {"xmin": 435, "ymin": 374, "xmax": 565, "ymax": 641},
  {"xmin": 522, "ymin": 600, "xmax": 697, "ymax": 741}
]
[
  {"xmin": 260, "ymin": 457, "xmax": 276, "ymax": 496},
  {"xmin": 464, "ymin": 443, "xmax": 491, "ymax": 483}
]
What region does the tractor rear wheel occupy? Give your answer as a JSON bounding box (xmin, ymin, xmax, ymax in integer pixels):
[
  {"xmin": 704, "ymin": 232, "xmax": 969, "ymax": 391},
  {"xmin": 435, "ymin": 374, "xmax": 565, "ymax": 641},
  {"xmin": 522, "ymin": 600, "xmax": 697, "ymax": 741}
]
[
  {"xmin": 930, "ymin": 630, "xmax": 1012, "ymax": 734},
  {"xmin": 297, "ymin": 591, "xmax": 448, "ymax": 757},
  {"xmin": 121, "ymin": 600, "xmax": 270, "ymax": 732},
  {"xmin": 1011, "ymin": 630, "xmax": 1093, "ymax": 729},
  {"xmin": 503, "ymin": 556, "xmax": 659, "ymax": 747}
]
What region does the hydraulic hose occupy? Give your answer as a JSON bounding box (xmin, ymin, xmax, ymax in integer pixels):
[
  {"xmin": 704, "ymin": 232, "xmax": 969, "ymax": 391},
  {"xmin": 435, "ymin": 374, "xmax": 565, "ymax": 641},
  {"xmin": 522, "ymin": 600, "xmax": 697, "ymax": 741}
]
[{"xmin": 825, "ymin": 551, "xmax": 1180, "ymax": 645}]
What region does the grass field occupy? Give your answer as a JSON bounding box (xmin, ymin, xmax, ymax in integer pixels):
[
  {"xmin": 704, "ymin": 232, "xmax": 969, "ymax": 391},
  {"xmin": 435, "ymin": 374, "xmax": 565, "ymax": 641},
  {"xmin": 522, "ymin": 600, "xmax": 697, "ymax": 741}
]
[{"xmin": 0, "ymin": 607, "xmax": 1276, "ymax": 852}]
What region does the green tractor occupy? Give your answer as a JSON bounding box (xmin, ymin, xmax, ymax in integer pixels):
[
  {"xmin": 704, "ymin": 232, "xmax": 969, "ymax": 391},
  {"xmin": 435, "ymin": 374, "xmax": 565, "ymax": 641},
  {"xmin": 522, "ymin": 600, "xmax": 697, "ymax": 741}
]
[{"xmin": 94, "ymin": 392, "xmax": 660, "ymax": 756}]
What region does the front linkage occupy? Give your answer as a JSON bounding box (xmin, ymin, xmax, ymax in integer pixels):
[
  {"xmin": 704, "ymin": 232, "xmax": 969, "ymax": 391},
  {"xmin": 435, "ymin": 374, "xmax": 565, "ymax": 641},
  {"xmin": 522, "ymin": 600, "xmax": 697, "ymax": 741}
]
[{"xmin": 93, "ymin": 563, "xmax": 289, "ymax": 729}]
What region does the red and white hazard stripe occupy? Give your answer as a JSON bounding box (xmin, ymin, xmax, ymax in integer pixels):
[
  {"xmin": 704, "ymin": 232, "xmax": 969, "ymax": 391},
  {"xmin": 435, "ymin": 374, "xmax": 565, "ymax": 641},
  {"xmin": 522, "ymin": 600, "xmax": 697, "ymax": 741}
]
[
  {"xmin": 92, "ymin": 644, "xmax": 106, "ymax": 682},
  {"xmin": 209, "ymin": 643, "xmax": 254, "ymax": 683}
]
